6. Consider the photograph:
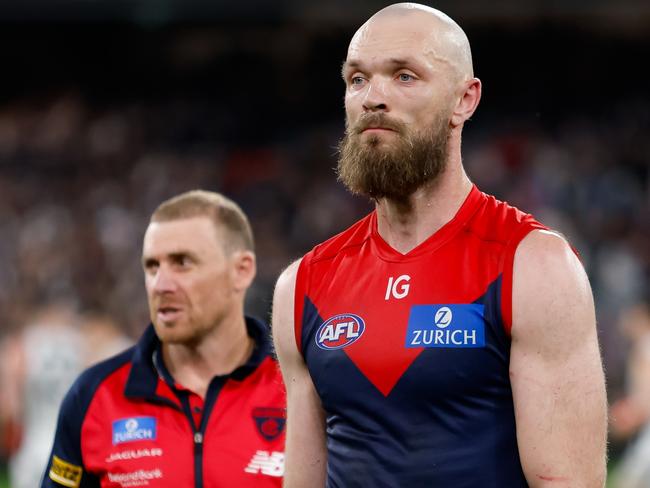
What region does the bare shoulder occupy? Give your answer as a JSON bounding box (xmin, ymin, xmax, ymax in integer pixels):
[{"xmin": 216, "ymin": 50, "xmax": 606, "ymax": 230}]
[
  {"xmin": 272, "ymin": 258, "xmax": 302, "ymax": 321},
  {"xmin": 512, "ymin": 229, "xmax": 594, "ymax": 347},
  {"xmin": 515, "ymin": 229, "xmax": 581, "ymax": 277},
  {"xmin": 272, "ymin": 259, "xmax": 303, "ymax": 361},
  {"xmin": 274, "ymin": 259, "xmax": 302, "ymax": 300}
]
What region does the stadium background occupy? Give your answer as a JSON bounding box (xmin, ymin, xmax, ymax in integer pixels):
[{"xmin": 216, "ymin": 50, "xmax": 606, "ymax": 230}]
[{"xmin": 0, "ymin": 0, "xmax": 648, "ymax": 485}]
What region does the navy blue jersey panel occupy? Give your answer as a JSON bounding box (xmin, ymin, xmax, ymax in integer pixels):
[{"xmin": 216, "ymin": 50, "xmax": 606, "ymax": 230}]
[{"xmin": 301, "ymin": 280, "xmax": 527, "ymax": 487}]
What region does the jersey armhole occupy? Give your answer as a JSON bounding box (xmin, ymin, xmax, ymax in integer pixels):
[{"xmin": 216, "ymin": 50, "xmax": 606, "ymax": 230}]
[
  {"xmin": 500, "ymin": 222, "xmax": 547, "ymax": 337},
  {"xmin": 293, "ymin": 257, "xmax": 311, "ymax": 356}
]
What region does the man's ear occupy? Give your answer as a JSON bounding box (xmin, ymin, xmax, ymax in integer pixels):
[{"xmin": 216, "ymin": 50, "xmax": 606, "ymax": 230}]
[
  {"xmin": 450, "ymin": 77, "xmax": 482, "ymax": 127},
  {"xmin": 231, "ymin": 250, "xmax": 256, "ymax": 292}
]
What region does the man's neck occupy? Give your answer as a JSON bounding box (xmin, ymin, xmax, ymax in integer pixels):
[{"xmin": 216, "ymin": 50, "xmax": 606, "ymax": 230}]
[
  {"xmin": 162, "ymin": 316, "xmax": 254, "ymax": 399},
  {"xmin": 375, "ymin": 162, "xmax": 472, "ymax": 255}
]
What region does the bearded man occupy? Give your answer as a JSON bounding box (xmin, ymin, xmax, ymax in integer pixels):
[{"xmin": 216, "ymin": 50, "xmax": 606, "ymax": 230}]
[{"xmin": 272, "ymin": 3, "xmax": 607, "ymax": 488}]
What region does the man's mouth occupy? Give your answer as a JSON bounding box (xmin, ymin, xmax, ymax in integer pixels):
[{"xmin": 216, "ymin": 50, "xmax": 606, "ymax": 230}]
[{"xmin": 157, "ymin": 306, "xmax": 182, "ymax": 322}]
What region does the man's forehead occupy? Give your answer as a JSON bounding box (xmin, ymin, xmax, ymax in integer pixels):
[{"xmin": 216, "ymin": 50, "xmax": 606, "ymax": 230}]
[
  {"xmin": 346, "ymin": 6, "xmax": 472, "ymax": 79},
  {"xmin": 146, "ymin": 216, "xmax": 213, "ymax": 233},
  {"xmin": 345, "ymin": 30, "xmax": 447, "ymax": 77},
  {"xmin": 348, "ymin": 10, "xmax": 445, "ymax": 61},
  {"xmin": 143, "ymin": 217, "xmax": 220, "ymax": 253}
]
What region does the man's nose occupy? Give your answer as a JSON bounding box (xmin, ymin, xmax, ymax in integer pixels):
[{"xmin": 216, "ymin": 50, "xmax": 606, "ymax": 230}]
[
  {"xmin": 152, "ymin": 266, "xmax": 177, "ymax": 293},
  {"xmin": 362, "ymin": 79, "xmax": 389, "ymax": 112}
]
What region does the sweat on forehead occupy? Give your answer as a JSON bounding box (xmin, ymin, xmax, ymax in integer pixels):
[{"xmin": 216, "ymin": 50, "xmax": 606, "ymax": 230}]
[{"xmin": 349, "ymin": 2, "xmax": 474, "ymax": 79}]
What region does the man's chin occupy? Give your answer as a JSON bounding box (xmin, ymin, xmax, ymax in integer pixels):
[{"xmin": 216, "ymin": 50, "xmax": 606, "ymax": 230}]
[
  {"xmin": 360, "ymin": 132, "xmax": 398, "ymax": 148},
  {"xmin": 153, "ymin": 321, "xmax": 191, "ymax": 344}
]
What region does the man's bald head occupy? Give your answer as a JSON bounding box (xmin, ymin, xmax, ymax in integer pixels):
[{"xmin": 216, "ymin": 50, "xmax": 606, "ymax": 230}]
[
  {"xmin": 339, "ymin": 3, "xmax": 482, "ymax": 201},
  {"xmin": 349, "ymin": 3, "xmax": 474, "ymax": 82}
]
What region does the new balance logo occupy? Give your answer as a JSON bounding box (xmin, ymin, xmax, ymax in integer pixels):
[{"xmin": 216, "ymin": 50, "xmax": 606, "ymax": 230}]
[{"xmin": 244, "ymin": 450, "xmax": 284, "ymax": 477}]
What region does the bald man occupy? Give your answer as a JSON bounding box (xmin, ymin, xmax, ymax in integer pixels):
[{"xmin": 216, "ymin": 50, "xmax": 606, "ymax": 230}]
[{"xmin": 273, "ymin": 3, "xmax": 607, "ymax": 487}]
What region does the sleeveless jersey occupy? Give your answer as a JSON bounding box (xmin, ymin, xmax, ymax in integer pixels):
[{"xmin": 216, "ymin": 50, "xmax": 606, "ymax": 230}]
[{"xmin": 295, "ymin": 186, "xmax": 547, "ymax": 487}]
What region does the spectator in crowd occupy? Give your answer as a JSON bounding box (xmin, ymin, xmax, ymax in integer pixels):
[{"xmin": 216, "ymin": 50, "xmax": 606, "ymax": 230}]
[
  {"xmin": 610, "ymin": 302, "xmax": 650, "ymax": 488},
  {"xmin": 0, "ymin": 302, "xmax": 131, "ymax": 488}
]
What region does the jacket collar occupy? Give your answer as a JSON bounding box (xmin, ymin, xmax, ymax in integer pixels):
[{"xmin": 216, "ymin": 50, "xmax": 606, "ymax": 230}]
[{"xmin": 124, "ymin": 316, "xmax": 272, "ymax": 399}]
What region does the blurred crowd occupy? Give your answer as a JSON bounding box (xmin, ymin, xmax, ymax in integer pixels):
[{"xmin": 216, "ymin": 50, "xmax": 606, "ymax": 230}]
[
  {"xmin": 0, "ymin": 92, "xmax": 370, "ymax": 332},
  {"xmin": 0, "ymin": 87, "xmax": 648, "ymax": 483}
]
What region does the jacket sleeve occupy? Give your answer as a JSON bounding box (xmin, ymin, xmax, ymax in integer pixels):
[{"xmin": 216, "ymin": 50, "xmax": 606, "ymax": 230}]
[{"xmin": 41, "ymin": 374, "xmax": 100, "ymax": 488}]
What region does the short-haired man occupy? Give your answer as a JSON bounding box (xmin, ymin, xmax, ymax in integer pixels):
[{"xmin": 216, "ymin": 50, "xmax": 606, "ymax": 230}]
[
  {"xmin": 43, "ymin": 190, "xmax": 286, "ymax": 487},
  {"xmin": 273, "ymin": 3, "xmax": 607, "ymax": 487}
]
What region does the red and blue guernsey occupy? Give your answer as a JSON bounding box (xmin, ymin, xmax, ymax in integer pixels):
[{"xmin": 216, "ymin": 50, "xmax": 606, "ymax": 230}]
[
  {"xmin": 295, "ymin": 186, "xmax": 548, "ymax": 487},
  {"xmin": 42, "ymin": 317, "xmax": 286, "ymax": 488}
]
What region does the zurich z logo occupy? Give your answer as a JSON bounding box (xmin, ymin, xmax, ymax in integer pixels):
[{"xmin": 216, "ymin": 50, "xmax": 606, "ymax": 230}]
[
  {"xmin": 434, "ymin": 307, "xmax": 453, "ymax": 328},
  {"xmin": 316, "ymin": 313, "xmax": 365, "ymax": 350}
]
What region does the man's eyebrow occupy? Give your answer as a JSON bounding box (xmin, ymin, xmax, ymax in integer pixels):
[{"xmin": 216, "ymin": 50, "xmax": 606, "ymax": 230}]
[
  {"xmin": 169, "ymin": 251, "xmax": 189, "ymax": 259},
  {"xmin": 141, "ymin": 250, "xmax": 197, "ymax": 266},
  {"xmin": 341, "ymin": 57, "xmax": 421, "ymax": 78},
  {"xmin": 386, "ymin": 57, "xmax": 414, "ymax": 66}
]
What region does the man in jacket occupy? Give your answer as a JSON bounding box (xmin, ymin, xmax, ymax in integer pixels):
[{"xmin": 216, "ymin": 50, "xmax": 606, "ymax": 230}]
[{"xmin": 43, "ymin": 190, "xmax": 286, "ymax": 488}]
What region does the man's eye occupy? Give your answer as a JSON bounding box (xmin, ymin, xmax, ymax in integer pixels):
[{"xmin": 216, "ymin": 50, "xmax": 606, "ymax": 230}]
[
  {"xmin": 351, "ymin": 76, "xmax": 365, "ymax": 85},
  {"xmin": 398, "ymin": 73, "xmax": 414, "ymax": 82},
  {"xmin": 172, "ymin": 255, "xmax": 192, "ymax": 268}
]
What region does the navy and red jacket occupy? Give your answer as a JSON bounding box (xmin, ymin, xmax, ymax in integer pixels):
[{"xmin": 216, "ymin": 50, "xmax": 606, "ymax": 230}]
[{"xmin": 42, "ymin": 317, "xmax": 286, "ymax": 488}]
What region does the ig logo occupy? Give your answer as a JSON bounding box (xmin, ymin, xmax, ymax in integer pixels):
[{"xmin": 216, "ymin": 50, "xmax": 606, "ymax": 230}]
[
  {"xmin": 385, "ymin": 275, "xmax": 411, "ymax": 300},
  {"xmin": 434, "ymin": 307, "xmax": 453, "ymax": 328}
]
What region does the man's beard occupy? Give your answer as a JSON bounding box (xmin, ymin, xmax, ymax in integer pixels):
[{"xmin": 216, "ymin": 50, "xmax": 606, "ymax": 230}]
[{"xmin": 336, "ymin": 112, "xmax": 450, "ymax": 200}]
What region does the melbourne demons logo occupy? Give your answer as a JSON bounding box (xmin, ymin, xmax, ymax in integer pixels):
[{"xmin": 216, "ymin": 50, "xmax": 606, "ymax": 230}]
[
  {"xmin": 315, "ymin": 313, "xmax": 365, "ymax": 350},
  {"xmin": 252, "ymin": 407, "xmax": 286, "ymax": 442}
]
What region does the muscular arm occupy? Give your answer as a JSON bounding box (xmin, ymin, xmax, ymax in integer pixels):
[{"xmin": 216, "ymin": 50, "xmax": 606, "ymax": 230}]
[
  {"xmin": 272, "ymin": 260, "xmax": 327, "ymax": 487},
  {"xmin": 510, "ymin": 230, "xmax": 607, "ymax": 487}
]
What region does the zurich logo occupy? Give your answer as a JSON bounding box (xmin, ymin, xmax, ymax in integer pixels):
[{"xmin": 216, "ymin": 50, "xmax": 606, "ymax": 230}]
[
  {"xmin": 406, "ymin": 304, "xmax": 485, "ymax": 349},
  {"xmin": 112, "ymin": 417, "xmax": 157, "ymax": 445},
  {"xmin": 315, "ymin": 313, "xmax": 365, "ymax": 350},
  {"xmin": 434, "ymin": 307, "xmax": 453, "ymax": 328}
]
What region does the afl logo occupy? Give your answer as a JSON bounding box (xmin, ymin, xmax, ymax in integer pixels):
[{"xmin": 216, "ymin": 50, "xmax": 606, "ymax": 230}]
[
  {"xmin": 434, "ymin": 307, "xmax": 453, "ymax": 328},
  {"xmin": 315, "ymin": 313, "xmax": 365, "ymax": 350}
]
